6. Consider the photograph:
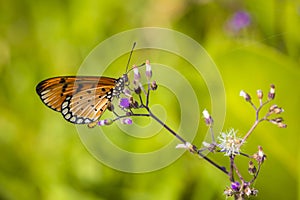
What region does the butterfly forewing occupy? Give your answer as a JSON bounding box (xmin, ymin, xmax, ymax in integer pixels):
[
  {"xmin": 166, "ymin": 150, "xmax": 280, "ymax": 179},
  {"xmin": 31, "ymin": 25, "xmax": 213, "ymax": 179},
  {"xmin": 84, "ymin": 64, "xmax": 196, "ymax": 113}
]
[{"xmin": 36, "ymin": 76, "xmax": 117, "ymax": 126}]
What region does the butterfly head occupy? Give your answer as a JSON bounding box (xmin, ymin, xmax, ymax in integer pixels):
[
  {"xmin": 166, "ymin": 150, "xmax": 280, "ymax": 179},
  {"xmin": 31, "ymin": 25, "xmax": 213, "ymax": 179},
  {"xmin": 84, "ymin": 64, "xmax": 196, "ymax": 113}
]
[{"xmin": 112, "ymin": 74, "xmax": 129, "ymax": 98}]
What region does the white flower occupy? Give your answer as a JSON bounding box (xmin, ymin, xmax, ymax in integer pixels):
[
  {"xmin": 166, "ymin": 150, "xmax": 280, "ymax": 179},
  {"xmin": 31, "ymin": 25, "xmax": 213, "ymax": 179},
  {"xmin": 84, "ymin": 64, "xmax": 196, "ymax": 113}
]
[{"xmin": 217, "ymin": 129, "xmax": 242, "ymax": 156}]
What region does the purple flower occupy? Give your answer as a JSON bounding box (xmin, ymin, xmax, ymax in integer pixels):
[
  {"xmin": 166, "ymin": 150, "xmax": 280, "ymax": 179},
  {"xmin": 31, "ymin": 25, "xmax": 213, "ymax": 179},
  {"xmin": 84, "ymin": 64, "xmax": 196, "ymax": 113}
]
[
  {"xmin": 228, "ymin": 11, "xmax": 251, "ymax": 32},
  {"xmin": 119, "ymin": 98, "xmax": 130, "ymax": 109},
  {"xmin": 231, "ymin": 181, "xmax": 240, "ymax": 191},
  {"xmin": 121, "ymin": 118, "xmax": 132, "ymax": 125},
  {"xmin": 97, "ymin": 119, "xmax": 113, "ymax": 126}
]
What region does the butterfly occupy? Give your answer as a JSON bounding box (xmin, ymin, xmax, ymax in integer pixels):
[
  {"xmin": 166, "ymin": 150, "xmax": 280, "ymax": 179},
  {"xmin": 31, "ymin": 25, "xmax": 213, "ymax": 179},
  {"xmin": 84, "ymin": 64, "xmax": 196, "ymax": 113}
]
[{"xmin": 36, "ymin": 43, "xmax": 139, "ymax": 128}]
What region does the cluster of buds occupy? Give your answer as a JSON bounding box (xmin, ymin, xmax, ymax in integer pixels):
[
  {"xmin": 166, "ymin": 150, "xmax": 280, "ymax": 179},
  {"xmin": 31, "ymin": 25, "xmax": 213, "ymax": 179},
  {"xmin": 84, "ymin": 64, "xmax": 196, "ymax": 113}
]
[
  {"xmin": 240, "ymin": 84, "xmax": 287, "ymax": 128},
  {"xmin": 132, "ymin": 61, "xmax": 157, "ymax": 93},
  {"xmin": 224, "ymin": 181, "xmax": 258, "ymax": 199},
  {"xmin": 240, "ymin": 84, "xmax": 276, "ymax": 102},
  {"xmin": 97, "ymin": 60, "xmax": 156, "ymax": 127},
  {"xmin": 192, "ymin": 84, "xmax": 287, "ymax": 199}
]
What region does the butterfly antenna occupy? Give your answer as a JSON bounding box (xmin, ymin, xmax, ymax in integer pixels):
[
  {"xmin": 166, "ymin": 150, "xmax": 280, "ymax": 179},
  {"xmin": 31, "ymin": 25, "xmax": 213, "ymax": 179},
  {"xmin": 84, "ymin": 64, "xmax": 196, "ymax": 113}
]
[{"xmin": 125, "ymin": 42, "xmax": 136, "ymax": 73}]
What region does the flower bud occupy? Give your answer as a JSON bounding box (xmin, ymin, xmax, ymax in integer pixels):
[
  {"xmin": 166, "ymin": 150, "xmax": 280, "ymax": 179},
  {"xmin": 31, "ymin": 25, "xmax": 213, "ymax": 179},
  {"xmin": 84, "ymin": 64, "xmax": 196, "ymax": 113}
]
[
  {"xmin": 123, "ymin": 88, "xmax": 131, "ymax": 96},
  {"xmin": 224, "ymin": 187, "xmax": 234, "ymax": 197},
  {"xmin": 202, "ymin": 109, "xmax": 213, "ymax": 125},
  {"xmin": 274, "ymin": 117, "xmax": 284, "ymax": 123},
  {"xmin": 253, "ymin": 146, "xmax": 266, "ymax": 163},
  {"xmin": 256, "ymin": 89, "xmax": 263, "ymax": 99},
  {"xmin": 145, "ymin": 60, "xmax": 152, "ymax": 80},
  {"xmin": 240, "ymin": 90, "xmax": 251, "ymax": 101},
  {"xmin": 269, "ymin": 117, "xmax": 286, "ymax": 128},
  {"xmin": 244, "ymin": 186, "xmax": 252, "ymax": 196},
  {"xmin": 248, "ymin": 160, "xmax": 257, "ymax": 175},
  {"xmin": 269, "ymin": 104, "xmax": 284, "ymax": 114},
  {"xmin": 175, "ymin": 142, "xmax": 196, "ymax": 152},
  {"xmin": 133, "ymin": 65, "xmax": 141, "ymax": 82},
  {"xmin": 129, "ymin": 96, "xmax": 139, "ymax": 108},
  {"xmin": 97, "ymin": 119, "xmax": 113, "ymax": 126},
  {"xmin": 150, "ymin": 81, "xmax": 158, "ymax": 90},
  {"xmin": 277, "ymin": 122, "xmax": 287, "ymax": 128},
  {"xmin": 121, "ymin": 118, "xmax": 132, "ymax": 125},
  {"xmin": 125, "ymin": 112, "xmax": 132, "ymax": 116},
  {"xmin": 268, "ymin": 84, "xmax": 275, "ymax": 100},
  {"xmin": 134, "ymin": 86, "xmax": 141, "ymax": 94}
]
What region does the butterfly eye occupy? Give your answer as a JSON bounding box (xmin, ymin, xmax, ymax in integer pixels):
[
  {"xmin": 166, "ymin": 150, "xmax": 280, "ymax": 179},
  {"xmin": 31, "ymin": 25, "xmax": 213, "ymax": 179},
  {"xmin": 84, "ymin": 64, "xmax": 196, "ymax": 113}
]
[{"xmin": 123, "ymin": 74, "xmax": 129, "ymax": 82}]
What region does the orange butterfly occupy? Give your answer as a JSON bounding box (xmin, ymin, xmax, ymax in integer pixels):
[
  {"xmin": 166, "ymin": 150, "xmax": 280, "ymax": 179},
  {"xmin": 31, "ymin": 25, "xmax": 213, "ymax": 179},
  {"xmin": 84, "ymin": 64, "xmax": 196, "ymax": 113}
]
[
  {"xmin": 36, "ymin": 43, "xmax": 138, "ymax": 128},
  {"xmin": 36, "ymin": 75, "xmax": 129, "ymax": 128}
]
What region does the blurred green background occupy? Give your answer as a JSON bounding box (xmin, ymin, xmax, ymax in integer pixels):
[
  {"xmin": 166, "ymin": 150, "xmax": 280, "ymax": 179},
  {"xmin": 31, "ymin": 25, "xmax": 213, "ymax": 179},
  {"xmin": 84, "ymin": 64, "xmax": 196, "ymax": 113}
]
[{"xmin": 0, "ymin": 0, "xmax": 299, "ymax": 199}]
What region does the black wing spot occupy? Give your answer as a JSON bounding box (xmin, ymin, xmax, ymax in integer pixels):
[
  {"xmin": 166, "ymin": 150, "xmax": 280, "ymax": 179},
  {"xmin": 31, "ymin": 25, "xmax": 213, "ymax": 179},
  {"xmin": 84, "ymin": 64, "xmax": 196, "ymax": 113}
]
[
  {"xmin": 80, "ymin": 96, "xmax": 83, "ymax": 99},
  {"xmin": 87, "ymin": 90, "xmax": 91, "ymax": 94},
  {"xmin": 61, "ymin": 93, "xmax": 64, "ymax": 96},
  {"xmin": 101, "ymin": 88, "xmax": 106, "ymax": 92},
  {"xmin": 62, "ymin": 84, "xmax": 68, "ymax": 92},
  {"xmin": 59, "ymin": 78, "xmax": 66, "ymax": 83}
]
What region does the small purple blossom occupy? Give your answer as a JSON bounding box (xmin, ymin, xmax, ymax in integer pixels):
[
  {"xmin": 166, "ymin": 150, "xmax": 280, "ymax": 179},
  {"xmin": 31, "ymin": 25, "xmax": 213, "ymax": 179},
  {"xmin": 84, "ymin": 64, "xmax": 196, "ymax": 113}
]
[
  {"xmin": 97, "ymin": 119, "xmax": 113, "ymax": 126},
  {"xmin": 121, "ymin": 118, "xmax": 132, "ymax": 125},
  {"xmin": 120, "ymin": 98, "xmax": 130, "ymax": 109},
  {"xmin": 231, "ymin": 181, "xmax": 240, "ymax": 191},
  {"xmin": 227, "ymin": 11, "xmax": 251, "ymax": 32}
]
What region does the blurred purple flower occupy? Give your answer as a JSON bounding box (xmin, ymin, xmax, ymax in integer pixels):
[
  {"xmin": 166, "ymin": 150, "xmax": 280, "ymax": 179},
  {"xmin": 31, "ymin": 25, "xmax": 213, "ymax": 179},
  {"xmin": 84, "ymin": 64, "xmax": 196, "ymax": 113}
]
[
  {"xmin": 231, "ymin": 181, "xmax": 240, "ymax": 191},
  {"xmin": 228, "ymin": 11, "xmax": 251, "ymax": 32},
  {"xmin": 120, "ymin": 98, "xmax": 130, "ymax": 109},
  {"xmin": 121, "ymin": 118, "xmax": 132, "ymax": 125}
]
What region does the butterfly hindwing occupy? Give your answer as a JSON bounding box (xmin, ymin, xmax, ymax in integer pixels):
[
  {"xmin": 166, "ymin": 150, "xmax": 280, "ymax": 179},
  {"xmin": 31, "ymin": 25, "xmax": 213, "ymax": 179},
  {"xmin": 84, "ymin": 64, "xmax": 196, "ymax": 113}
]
[{"xmin": 36, "ymin": 76, "xmax": 117, "ymax": 125}]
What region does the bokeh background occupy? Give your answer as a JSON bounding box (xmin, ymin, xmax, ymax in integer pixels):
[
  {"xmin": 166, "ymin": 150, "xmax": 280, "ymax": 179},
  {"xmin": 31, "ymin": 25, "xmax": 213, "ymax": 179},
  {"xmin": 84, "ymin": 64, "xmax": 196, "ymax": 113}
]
[{"xmin": 0, "ymin": 0, "xmax": 299, "ymax": 199}]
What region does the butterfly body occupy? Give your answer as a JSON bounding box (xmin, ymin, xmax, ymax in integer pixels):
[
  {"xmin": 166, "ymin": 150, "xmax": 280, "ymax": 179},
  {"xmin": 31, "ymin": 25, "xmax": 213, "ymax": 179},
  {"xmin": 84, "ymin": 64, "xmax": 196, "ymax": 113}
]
[{"xmin": 36, "ymin": 75, "xmax": 128, "ymax": 127}]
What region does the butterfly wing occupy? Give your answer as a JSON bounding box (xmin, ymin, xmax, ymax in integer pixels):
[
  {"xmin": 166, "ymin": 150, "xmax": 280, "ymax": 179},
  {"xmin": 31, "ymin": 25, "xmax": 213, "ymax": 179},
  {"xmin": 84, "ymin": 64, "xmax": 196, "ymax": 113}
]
[{"xmin": 36, "ymin": 76, "xmax": 117, "ymax": 126}]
